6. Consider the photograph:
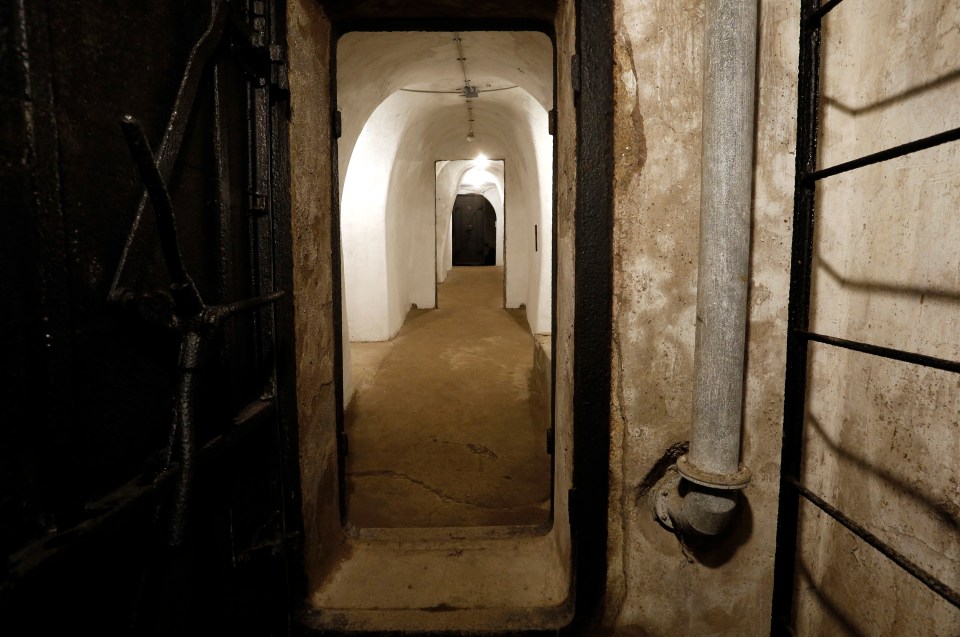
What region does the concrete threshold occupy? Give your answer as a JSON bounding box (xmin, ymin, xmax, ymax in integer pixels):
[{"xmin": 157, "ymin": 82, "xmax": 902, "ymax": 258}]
[{"xmin": 301, "ymin": 524, "xmax": 572, "ymax": 632}]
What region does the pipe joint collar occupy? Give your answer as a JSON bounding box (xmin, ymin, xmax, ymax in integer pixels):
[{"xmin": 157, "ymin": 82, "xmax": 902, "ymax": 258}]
[
  {"xmin": 676, "ymin": 454, "xmax": 751, "ymax": 491},
  {"xmin": 651, "ymin": 471, "xmax": 742, "ymax": 538}
]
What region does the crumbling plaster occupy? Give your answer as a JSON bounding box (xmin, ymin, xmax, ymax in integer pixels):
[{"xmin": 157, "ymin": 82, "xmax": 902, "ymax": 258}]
[{"xmin": 607, "ymin": 0, "xmax": 797, "ymax": 633}]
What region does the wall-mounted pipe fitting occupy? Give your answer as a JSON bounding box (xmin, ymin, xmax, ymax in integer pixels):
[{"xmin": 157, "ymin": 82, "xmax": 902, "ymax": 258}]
[{"xmin": 653, "ymin": 0, "xmax": 757, "ymax": 538}]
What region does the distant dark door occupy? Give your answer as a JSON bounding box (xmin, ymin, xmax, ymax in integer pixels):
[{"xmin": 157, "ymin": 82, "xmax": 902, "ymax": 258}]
[{"xmin": 452, "ymin": 194, "xmax": 496, "ymax": 266}]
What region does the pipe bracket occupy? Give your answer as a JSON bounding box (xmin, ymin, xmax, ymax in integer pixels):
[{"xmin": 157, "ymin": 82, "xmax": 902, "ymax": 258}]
[{"xmin": 676, "ymin": 455, "xmax": 751, "ymax": 490}]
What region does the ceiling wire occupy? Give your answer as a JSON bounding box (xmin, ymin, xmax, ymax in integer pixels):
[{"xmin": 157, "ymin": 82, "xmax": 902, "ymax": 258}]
[
  {"xmin": 453, "ymin": 32, "xmax": 471, "ymax": 92},
  {"xmin": 399, "ymin": 85, "xmax": 518, "ymax": 95},
  {"xmin": 453, "ymin": 32, "xmax": 477, "ymax": 142}
]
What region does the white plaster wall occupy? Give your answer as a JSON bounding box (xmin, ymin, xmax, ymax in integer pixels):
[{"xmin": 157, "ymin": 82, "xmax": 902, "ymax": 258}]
[
  {"xmin": 481, "ymin": 187, "xmax": 506, "ymax": 267},
  {"xmin": 339, "ymin": 93, "xmax": 406, "ymax": 341},
  {"xmin": 435, "ymin": 160, "xmax": 460, "ymax": 284},
  {"xmin": 524, "ymin": 99, "xmax": 554, "ymax": 334}
]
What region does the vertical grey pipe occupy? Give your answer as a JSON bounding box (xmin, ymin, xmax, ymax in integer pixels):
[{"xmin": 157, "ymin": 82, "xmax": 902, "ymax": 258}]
[
  {"xmin": 654, "ymin": 0, "xmax": 756, "ymax": 537},
  {"xmin": 690, "ymin": 0, "xmax": 757, "ymax": 478}
]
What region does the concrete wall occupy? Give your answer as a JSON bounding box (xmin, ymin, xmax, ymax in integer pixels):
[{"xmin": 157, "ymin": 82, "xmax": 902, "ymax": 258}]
[
  {"xmin": 798, "ymin": 2, "xmax": 960, "ymax": 634},
  {"xmin": 552, "ymin": 0, "xmax": 577, "ymax": 600},
  {"xmin": 609, "ymin": 0, "xmax": 959, "ymax": 635},
  {"xmin": 287, "ymin": 0, "xmax": 342, "ymax": 591},
  {"xmin": 606, "ymin": 0, "xmax": 797, "ymax": 633}
]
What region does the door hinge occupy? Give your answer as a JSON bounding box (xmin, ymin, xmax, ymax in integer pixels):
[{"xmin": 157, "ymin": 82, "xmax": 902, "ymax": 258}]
[
  {"xmin": 333, "ymin": 110, "xmax": 342, "ymax": 139},
  {"xmin": 269, "ymin": 44, "xmax": 289, "ymax": 93},
  {"xmin": 571, "ymin": 54, "xmax": 581, "ymax": 95}
]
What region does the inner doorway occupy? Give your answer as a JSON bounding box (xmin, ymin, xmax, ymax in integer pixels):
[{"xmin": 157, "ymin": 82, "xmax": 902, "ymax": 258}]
[{"xmin": 288, "ymin": 2, "xmax": 607, "ymax": 628}]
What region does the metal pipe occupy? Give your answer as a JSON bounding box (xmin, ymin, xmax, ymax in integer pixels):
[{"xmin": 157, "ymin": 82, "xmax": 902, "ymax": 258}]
[{"xmin": 656, "ymin": 0, "xmax": 756, "ymax": 537}]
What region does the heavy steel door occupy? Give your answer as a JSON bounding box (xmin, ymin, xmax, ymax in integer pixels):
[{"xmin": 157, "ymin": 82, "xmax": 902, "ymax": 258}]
[
  {"xmin": 452, "ymin": 193, "xmax": 496, "ymax": 266},
  {"xmin": 1, "ymin": 1, "xmax": 302, "ymax": 633}
]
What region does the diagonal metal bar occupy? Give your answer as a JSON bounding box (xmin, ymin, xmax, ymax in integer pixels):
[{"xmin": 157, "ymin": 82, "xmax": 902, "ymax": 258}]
[
  {"xmin": 205, "ymin": 290, "xmax": 285, "ymax": 324},
  {"xmin": 789, "ymin": 477, "xmax": 960, "ymax": 609},
  {"xmin": 3, "ymin": 398, "xmax": 277, "ymax": 584},
  {"xmin": 119, "ymin": 117, "xmax": 193, "ymax": 293},
  {"xmin": 109, "ymin": 0, "xmax": 228, "ymax": 298},
  {"xmin": 807, "ymin": 126, "xmax": 960, "ymax": 182},
  {"xmin": 800, "ymin": 331, "xmax": 960, "ymax": 374}
]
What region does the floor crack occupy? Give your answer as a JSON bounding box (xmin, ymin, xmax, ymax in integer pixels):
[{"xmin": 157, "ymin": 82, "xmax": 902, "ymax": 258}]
[{"xmin": 350, "ymin": 469, "xmax": 543, "ymax": 511}]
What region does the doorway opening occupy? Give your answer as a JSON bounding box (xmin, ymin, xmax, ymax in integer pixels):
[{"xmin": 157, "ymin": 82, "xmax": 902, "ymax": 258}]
[
  {"xmin": 435, "ymin": 157, "xmax": 507, "ymax": 305},
  {"xmin": 337, "ymin": 31, "xmax": 555, "ymax": 533},
  {"xmin": 286, "ymin": 0, "xmax": 610, "ymax": 627}
]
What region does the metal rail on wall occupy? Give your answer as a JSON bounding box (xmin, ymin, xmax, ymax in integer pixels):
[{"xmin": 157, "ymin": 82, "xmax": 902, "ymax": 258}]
[{"xmin": 770, "ymin": 0, "xmax": 960, "ymax": 632}]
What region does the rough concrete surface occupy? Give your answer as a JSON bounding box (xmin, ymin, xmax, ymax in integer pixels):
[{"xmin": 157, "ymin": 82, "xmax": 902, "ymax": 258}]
[
  {"xmin": 607, "ymin": 0, "xmax": 797, "ymax": 633},
  {"xmin": 798, "ymin": 2, "xmax": 960, "ymax": 634},
  {"xmin": 345, "ymin": 266, "xmax": 552, "ymax": 527},
  {"xmin": 287, "ymin": 0, "xmax": 341, "ymax": 590}
]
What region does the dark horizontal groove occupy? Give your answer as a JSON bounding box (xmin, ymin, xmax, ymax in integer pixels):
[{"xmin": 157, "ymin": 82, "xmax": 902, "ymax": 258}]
[
  {"xmin": 3, "ymin": 399, "xmax": 275, "ymax": 585},
  {"xmin": 788, "ymin": 477, "xmax": 960, "ymax": 609},
  {"xmin": 804, "ymin": 0, "xmax": 846, "ymax": 27},
  {"xmin": 807, "ymin": 126, "xmax": 960, "ymax": 182},
  {"xmin": 800, "ymin": 331, "xmax": 960, "ymax": 374}
]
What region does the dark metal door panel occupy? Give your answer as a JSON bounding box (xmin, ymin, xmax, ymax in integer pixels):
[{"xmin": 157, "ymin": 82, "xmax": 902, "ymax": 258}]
[
  {"xmin": 1, "ymin": 1, "xmax": 302, "ymax": 633},
  {"xmin": 452, "ymin": 193, "xmax": 494, "ymax": 266}
]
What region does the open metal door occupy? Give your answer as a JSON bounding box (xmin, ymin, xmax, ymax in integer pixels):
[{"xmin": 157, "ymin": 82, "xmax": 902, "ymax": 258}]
[{"xmin": 1, "ymin": 1, "xmax": 303, "ymax": 633}]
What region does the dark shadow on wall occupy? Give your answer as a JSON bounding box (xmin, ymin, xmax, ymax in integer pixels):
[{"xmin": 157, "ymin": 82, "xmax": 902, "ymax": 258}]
[
  {"xmin": 815, "ymin": 252, "xmax": 960, "ymax": 303},
  {"xmin": 821, "ymin": 67, "xmax": 960, "ymax": 117},
  {"xmin": 796, "ymin": 560, "xmax": 868, "ymax": 637},
  {"xmin": 685, "ymin": 489, "xmax": 754, "ymax": 568},
  {"xmin": 806, "ymin": 413, "xmax": 960, "ymax": 531}
]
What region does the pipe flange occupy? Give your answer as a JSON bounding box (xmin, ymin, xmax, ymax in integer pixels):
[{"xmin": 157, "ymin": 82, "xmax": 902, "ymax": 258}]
[
  {"xmin": 676, "ymin": 455, "xmax": 751, "ymax": 490},
  {"xmin": 651, "ymin": 472, "xmax": 680, "ymax": 530}
]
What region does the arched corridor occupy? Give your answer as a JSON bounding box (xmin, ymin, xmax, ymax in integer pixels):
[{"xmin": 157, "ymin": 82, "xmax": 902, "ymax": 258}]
[{"xmin": 345, "ymin": 266, "xmax": 551, "ymax": 528}]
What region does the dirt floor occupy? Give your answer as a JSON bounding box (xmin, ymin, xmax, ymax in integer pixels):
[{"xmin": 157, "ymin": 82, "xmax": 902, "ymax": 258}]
[{"xmin": 345, "ymin": 266, "xmax": 551, "ymax": 527}]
